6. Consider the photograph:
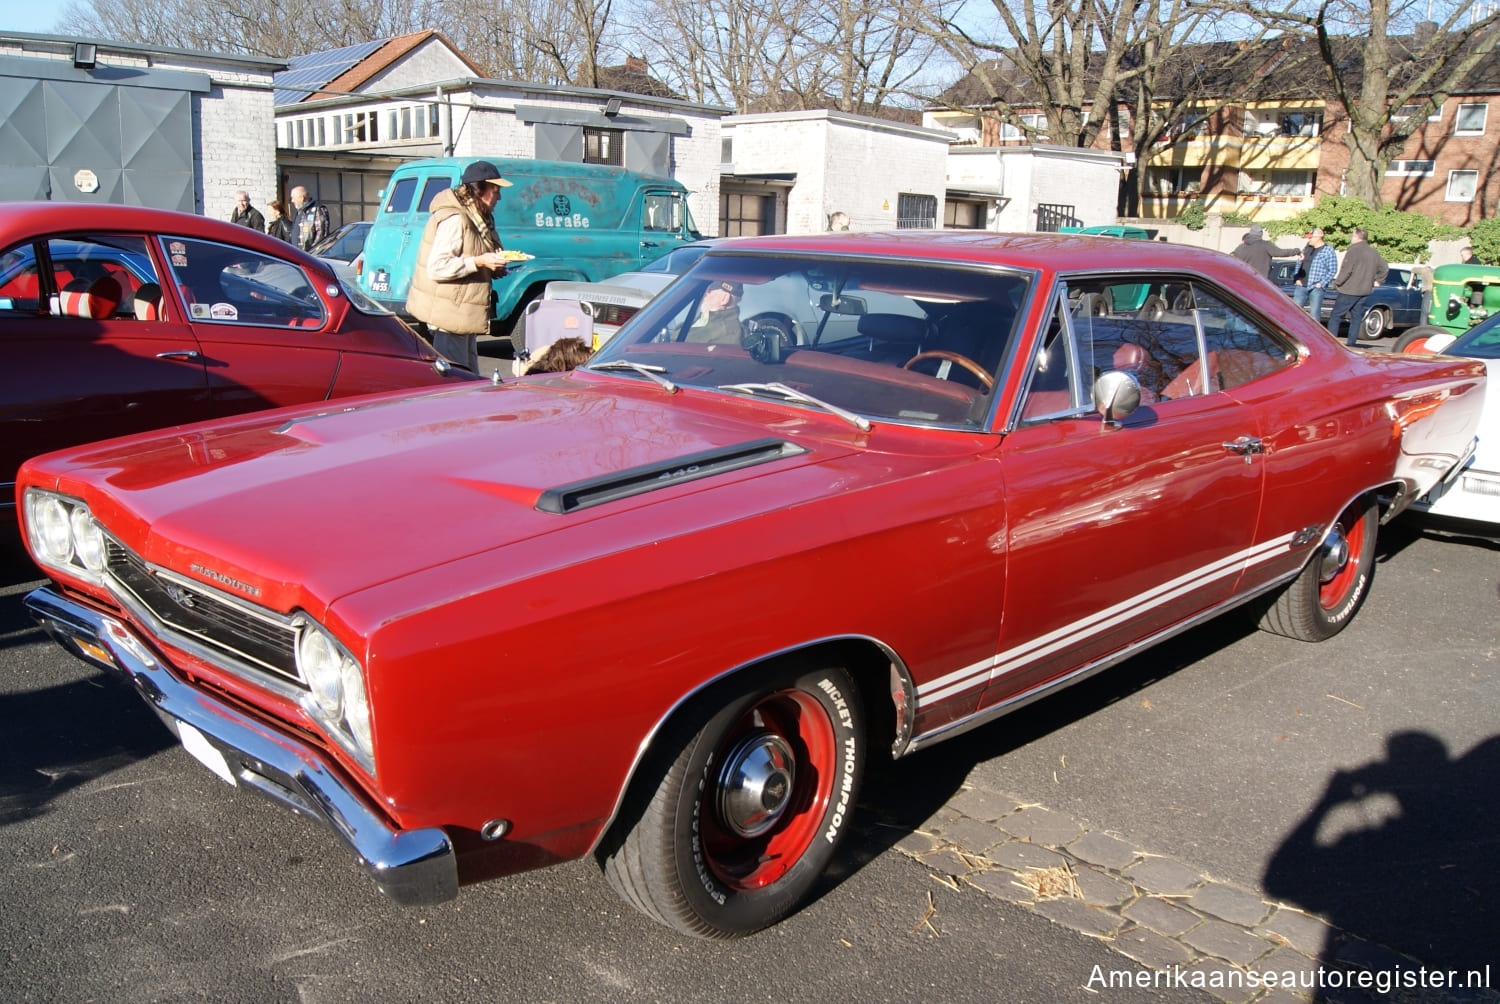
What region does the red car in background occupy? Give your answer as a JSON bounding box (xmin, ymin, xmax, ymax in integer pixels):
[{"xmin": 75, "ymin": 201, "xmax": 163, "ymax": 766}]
[
  {"xmin": 0, "ymin": 202, "xmax": 475, "ymax": 514},
  {"xmin": 18, "ymin": 232, "xmax": 1485, "ymax": 938}
]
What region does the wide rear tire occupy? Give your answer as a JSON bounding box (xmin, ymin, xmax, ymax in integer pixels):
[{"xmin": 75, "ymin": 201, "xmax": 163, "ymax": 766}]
[
  {"xmin": 1393, "ymin": 325, "xmax": 1448, "ymax": 354},
  {"xmin": 1259, "ymin": 500, "xmax": 1377, "ymax": 641},
  {"xmin": 599, "ymin": 662, "xmax": 865, "ymax": 938}
]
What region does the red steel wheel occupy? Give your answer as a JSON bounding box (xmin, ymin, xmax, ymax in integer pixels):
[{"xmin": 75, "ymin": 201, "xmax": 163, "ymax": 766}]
[
  {"xmin": 1259, "ymin": 499, "xmax": 1378, "ymax": 642},
  {"xmin": 599, "ymin": 662, "xmax": 864, "ymax": 938}
]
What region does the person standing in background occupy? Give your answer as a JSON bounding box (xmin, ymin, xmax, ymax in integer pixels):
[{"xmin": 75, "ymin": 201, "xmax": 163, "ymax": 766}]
[
  {"xmin": 1325, "ymin": 227, "xmax": 1387, "ymax": 346},
  {"xmin": 265, "ymin": 199, "xmax": 293, "ymax": 243},
  {"xmin": 289, "ymin": 186, "xmax": 331, "ymax": 251},
  {"xmin": 230, "ymin": 191, "xmax": 264, "ymax": 232}
]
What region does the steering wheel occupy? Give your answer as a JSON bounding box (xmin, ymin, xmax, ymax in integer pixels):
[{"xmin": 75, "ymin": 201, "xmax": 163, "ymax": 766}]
[
  {"xmin": 743, "ymin": 311, "xmax": 798, "ymax": 363},
  {"xmin": 903, "ymin": 350, "xmax": 995, "ymax": 390}
]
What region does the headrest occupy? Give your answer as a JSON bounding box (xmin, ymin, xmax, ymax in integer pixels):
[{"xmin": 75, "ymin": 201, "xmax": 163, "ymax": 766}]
[
  {"xmin": 134, "ymin": 282, "xmax": 162, "ymax": 321},
  {"xmin": 1113, "ymin": 343, "xmax": 1146, "ymax": 370},
  {"xmin": 59, "ymin": 274, "xmax": 123, "ymax": 319},
  {"xmin": 856, "ymin": 312, "xmax": 926, "ymax": 344}
]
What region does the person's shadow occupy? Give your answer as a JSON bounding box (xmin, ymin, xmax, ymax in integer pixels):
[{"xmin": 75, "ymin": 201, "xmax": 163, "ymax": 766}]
[{"xmin": 1264, "ymin": 730, "xmax": 1500, "ymax": 995}]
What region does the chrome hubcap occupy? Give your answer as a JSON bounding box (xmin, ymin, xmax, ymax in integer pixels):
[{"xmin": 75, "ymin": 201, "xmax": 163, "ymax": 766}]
[
  {"xmin": 1318, "ymin": 526, "xmax": 1350, "ymax": 584},
  {"xmin": 717, "ymin": 731, "xmax": 796, "ymax": 838}
]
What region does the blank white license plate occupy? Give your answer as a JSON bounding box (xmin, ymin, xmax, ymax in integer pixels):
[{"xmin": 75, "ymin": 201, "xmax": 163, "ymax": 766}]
[{"xmin": 176, "ymin": 721, "xmax": 237, "ymax": 787}]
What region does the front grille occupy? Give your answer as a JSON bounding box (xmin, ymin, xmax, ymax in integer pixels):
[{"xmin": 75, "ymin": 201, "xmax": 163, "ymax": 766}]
[{"xmin": 105, "ymin": 539, "xmax": 302, "ymax": 686}]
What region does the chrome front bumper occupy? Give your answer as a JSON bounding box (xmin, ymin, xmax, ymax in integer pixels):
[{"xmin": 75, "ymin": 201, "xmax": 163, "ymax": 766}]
[{"xmin": 26, "ymin": 586, "xmax": 458, "ymax": 907}]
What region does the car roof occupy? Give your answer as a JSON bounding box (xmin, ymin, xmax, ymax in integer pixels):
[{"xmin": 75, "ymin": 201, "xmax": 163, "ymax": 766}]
[
  {"xmin": 704, "ymin": 230, "xmax": 1223, "ymax": 275},
  {"xmin": 0, "ymin": 201, "xmax": 333, "ymax": 273}
]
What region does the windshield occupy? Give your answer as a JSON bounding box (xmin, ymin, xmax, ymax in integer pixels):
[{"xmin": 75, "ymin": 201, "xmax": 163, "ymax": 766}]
[
  {"xmin": 588, "ymin": 252, "xmax": 1031, "ymax": 429},
  {"xmin": 1451, "ymin": 313, "xmax": 1500, "ymax": 359},
  {"xmin": 340, "ymin": 274, "xmax": 393, "ymax": 315},
  {"xmin": 639, "ymin": 243, "xmax": 714, "ymax": 275}
]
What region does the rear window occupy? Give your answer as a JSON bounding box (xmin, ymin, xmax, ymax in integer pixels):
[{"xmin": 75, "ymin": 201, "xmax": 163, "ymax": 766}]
[
  {"xmin": 417, "ymin": 176, "xmax": 453, "ymax": 213},
  {"xmin": 383, "ymin": 177, "xmax": 417, "ymax": 214}
]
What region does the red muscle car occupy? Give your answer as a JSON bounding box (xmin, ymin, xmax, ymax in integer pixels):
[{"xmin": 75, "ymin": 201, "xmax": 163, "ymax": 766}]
[
  {"xmin": 0, "ymin": 202, "xmax": 475, "ymax": 518},
  {"xmin": 18, "ymin": 233, "xmax": 1485, "ymax": 938}
]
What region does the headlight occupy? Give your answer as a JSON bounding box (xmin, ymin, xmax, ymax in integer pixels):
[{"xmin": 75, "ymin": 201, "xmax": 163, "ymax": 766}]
[
  {"xmin": 33, "ymin": 495, "xmax": 74, "ymax": 564},
  {"xmin": 70, "ymin": 507, "xmax": 107, "ymax": 573},
  {"xmin": 24, "ymin": 490, "xmax": 109, "ymax": 584},
  {"xmin": 294, "ymin": 616, "xmax": 375, "ymax": 765}
]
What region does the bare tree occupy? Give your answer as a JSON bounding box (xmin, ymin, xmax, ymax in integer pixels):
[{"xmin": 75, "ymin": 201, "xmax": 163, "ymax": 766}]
[{"xmin": 445, "ymin": 0, "xmax": 622, "ymax": 85}]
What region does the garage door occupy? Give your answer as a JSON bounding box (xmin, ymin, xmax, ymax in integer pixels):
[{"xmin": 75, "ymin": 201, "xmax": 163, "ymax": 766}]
[{"xmin": 0, "ymin": 56, "xmax": 208, "ymax": 212}]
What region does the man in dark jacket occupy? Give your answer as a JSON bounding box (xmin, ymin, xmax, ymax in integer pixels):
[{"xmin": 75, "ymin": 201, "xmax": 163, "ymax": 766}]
[
  {"xmin": 1325, "ymin": 227, "xmax": 1388, "ymax": 346},
  {"xmin": 289, "ymin": 185, "xmax": 332, "ymax": 252},
  {"xmin": 230, "ymin": 191, "xmax": 264, "ymax": 232},
  {"xmin": 1231, "ymin": 224, "xmax": 1299, "ymax": 277}
]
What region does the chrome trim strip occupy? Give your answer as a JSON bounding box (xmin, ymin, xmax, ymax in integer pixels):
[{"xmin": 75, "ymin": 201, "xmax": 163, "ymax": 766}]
[
  {"xmin": 903, "ymin": 569, "xmax": 1301, "ymax": 754},
  {"xmin": 916, "ymin": 532, "xmax": 1300, "ymax": 708},
  {"xmin": 24, "ymin": 586, "xmax": 456, "ymax": 906}
]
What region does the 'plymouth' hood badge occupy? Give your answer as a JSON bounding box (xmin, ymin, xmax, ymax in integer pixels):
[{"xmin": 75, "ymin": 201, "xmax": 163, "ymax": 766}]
[{"xmin": 189, "ymin": 562, "xmax": 262, "ymax": 598}]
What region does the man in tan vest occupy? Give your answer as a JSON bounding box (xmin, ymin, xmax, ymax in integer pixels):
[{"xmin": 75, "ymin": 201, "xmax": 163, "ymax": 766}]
[{"xmin": 407, "ymin": 160, "xmax": 513, "ymax": 373}]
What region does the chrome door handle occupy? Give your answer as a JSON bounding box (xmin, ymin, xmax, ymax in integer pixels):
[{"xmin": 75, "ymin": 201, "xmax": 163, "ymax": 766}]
[
  {"xmin": 1222, "ymin": 436, "xmax": 1264, "ymax": 463},
  {"xmin": 156, "ymin": 350, "xmax": 201, "ymax": 361}
]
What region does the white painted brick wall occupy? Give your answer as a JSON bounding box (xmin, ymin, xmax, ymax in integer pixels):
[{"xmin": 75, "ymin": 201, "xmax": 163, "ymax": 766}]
[{"xmin": 196, "ymin": 83, "xmax": 279, "ymax": 221}]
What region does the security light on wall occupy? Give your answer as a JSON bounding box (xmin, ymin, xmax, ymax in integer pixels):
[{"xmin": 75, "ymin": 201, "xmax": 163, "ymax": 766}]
[
  {"xmin": 73, "ymin": 43, "xmax": 97, "ymax": 69},
  {"xmin": 603, "ymin": 97, "xmax": 622, "ymax": 117}
]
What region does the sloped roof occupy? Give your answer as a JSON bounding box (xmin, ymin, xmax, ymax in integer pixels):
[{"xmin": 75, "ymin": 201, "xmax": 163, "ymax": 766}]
[{"xmin": 273, "ymin": 31, "xmax": 484, "ymax": 106}]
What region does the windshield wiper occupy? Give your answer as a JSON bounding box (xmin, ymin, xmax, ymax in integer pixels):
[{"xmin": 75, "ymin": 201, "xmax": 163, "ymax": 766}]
[
  {"xmin": 717, "ymin": 382, "xmax": 872, "ymax": 432},
  {"xmin": 585, "ymin": 359, "xmax": 678, "ymax": 394}
]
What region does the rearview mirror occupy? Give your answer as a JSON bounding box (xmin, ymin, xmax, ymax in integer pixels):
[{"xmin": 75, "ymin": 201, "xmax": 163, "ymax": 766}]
[{"xmin": 818, "ymin": 293, "xmax": 867, "ymax": 315}]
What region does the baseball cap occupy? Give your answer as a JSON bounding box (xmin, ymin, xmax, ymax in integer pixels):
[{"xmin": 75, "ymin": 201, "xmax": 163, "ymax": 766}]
[
  {"xmin": 460, "ymin": 160, "xmax": 513, "ymax": 187},
  {"xmin": 713, "ymin": 280, "xmax": 742, "ymax": 296}
]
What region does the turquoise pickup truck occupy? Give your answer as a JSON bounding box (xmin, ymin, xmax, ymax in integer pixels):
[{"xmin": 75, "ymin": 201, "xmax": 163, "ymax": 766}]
[{"xmin": 361, "ymin": 157, "xmax": 700, "ymax": 339}]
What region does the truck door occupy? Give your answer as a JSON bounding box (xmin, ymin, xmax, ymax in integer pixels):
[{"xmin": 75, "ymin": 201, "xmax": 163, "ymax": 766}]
[{"xmin": 637, "ymin": 191, "xmax": 692, "ymax": 265}]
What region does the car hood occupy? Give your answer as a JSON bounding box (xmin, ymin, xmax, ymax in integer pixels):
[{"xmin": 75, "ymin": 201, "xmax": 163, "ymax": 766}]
[{"xmin": 43, "ymin": 375, "xmax": 879, "ymax": 615}]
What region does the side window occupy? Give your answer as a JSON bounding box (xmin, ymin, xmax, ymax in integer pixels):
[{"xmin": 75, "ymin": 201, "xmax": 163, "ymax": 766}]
[
  {"xmin": 417, "ymin": 176, "xmax": 453, "ymax": 213},
  {"xmin": 1189, "ymin": 286, "xmax": 1296, "ymax": 391},
  {"xmin": 1018, "ymin": 300, "xmax": 1081, "ymax": 421},
  {"xmin": 383, "ymin": 177, "xmax": 417, "ymax": 213},
  {"xmin": 0, "ymin": 243, "xmax": 42, "ymax": 314},
  {"xmin": 161, "ymin": 237, "xmax": 325, "ymax": 328},
  {"xmin": 46, "ymin": 236, "xmax": 160, "ymax": 320},
  {"xmin": 643, "ymin": 193, "xmax": 675, "ymax": 232}
]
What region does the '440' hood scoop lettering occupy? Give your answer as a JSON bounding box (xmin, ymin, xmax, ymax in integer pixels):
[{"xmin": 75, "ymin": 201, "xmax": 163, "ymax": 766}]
[{"xmin": 535, "ymin": 438, "xmax": 807, "ymax": 515}]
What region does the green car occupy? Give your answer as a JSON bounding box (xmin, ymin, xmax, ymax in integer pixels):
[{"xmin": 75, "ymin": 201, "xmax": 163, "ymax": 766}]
[{"xmin": 1058, "ymin": 224, "xmax": 1155, "ymax": 240}]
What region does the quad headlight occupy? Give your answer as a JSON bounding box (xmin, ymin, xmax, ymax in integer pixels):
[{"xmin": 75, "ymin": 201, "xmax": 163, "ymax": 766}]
[
  {"xmin": 23, "ymin": 490, "xmax": 109, "ymax": 582},
  {"xmin": 293, "ymin": 616, "xmax": 374, "ymax": 765}
]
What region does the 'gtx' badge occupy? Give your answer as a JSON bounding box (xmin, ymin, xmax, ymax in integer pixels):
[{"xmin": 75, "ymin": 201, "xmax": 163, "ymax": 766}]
[
  {"xmin": 164, "ymin": 583, "xmax": 197, "ymax": 609},
  {"xmin": 189, "ymin": 563, "xmax": 262, "ymax": 597}
]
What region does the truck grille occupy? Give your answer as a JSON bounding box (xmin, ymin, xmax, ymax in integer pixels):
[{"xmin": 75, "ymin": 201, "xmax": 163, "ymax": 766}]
[{"xmin": 104, "ymin": 540, "xmax": 303, "ymax": 687}]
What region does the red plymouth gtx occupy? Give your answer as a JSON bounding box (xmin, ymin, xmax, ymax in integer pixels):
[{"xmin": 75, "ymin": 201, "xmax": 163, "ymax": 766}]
[
  {"xmin": 19, "ymin": 233, "xmax": 1485, "ymax": 938},
  {"xmin": 0, "ymin": 202, "xmax": 473, "ymax": 518}
]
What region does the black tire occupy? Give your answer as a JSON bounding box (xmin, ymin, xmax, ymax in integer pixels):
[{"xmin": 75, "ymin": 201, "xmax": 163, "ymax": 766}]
[
  {"xmin": 1362, "ymin": 306, "xmax": 1390, "ymax": 339},
  {"xmin": 1259, "ymin": 499, "xmax": 1377, "ymax": 641},
  {"xmin": 1393, "ymin": 325, "xmax": 1448, "ymax": 354},
  {"xmin": 599, "ymin": 662, "xmax": 865, "ymax": 938}
]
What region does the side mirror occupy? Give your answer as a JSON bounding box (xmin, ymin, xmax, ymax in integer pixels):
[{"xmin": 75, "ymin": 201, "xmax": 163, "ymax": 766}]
[{"xmin": 1093, "ymin": 370, "xmax": 1142, "ymax": 424}]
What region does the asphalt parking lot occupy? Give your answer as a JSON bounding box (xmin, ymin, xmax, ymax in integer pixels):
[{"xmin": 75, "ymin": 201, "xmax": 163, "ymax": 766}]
[{"xmin": 2, "ymin": 510, "xmax": 1495, "ymax": 1002}]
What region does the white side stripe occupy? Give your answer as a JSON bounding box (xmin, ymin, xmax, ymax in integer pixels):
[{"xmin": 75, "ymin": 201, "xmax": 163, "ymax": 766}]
[{"xmin": 916, "ymin": 533, "xmax": 1299, "ymax": 708}]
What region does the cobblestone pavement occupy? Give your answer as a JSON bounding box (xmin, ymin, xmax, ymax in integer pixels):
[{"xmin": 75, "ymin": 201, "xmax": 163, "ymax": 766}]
[{"xmin": 888, "ymin": 780, "xmax": 1498, "ymax": 1004}]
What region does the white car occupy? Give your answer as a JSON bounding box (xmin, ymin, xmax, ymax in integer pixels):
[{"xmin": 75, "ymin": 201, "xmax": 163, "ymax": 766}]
[
  {"xmin": 543, "ymin": 239, "xmax": 724, "ymax": 345},
  {"xmin": 311, "ymin": 221, "xmax": 371, "ymax": 284},
  {"xmin": 1407, "ymin": 314, "xmax": 1500, "ymax": 527}
]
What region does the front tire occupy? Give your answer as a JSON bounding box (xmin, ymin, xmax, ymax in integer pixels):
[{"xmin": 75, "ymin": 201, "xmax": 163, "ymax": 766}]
[
  {"xmin": 599, "ymin": 663, "xmax": 865, "ymax": 938},
  {"xmin": 1259, "ymin": 499, "xmax": 1377, "ymax": 641}
]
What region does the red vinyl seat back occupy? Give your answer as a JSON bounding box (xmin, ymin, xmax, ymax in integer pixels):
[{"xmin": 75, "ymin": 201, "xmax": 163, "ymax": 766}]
[{"xmin": 58, "ymin": 275, "xmax": 123, "ymax": 319}]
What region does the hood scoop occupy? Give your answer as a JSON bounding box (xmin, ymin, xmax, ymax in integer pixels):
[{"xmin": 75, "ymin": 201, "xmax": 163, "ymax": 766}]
[{"xmin": 536, "ymin": 438, "xmax": 807, "ymax": 515}]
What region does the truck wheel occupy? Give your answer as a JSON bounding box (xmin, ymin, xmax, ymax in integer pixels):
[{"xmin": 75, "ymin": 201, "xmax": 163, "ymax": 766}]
[
  {"xmin": 1362, "ymin": 306, "xmax": 1390, "ymax": 339},
  {"xmin": 599, "ymin": 663, "xmax": 864, "ymax": 938},
  {"xmin": 1259, "ymin": 499, "xmax": 1377, "ymax": 642}
]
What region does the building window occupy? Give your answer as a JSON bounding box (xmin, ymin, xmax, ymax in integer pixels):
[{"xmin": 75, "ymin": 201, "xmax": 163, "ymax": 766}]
[
  {"xmin": 1446, "ymin": 170, "xmax": 1478, "ymax": 202},
  {"xmin": 1393, "ymin": 103, "xmax": 1442, "ymax": 122},
  {"xmin": 583, "ymin": 128, "xmax": 623, "ymax": 165},
  {"xmin": 1455, "ymin": 103, "xmax": 1487, "ymax": 136},
  {"xmin": 944, "ymin": 199, "xmax": 986, "ymax": 229},
  {"xmin": 1243, "ymin": 108, "xmax": 1321, "ymax": 138},
  {"xmin": 1388, "ymin": 160, "xmax": 1435, "ymax": 177},
  {"xmin": 896, "ymin": 193, "xmax": 938, "ymax": 228},
  {"xmin": 1146, "ymin": 166, "xmax": 1202, "ymax": 195},
  {"xmin": 999, "ymin": 113, "xmax": 1046, "ymax": 141},
  {"xmin": 1237, "ymin": 169, "xmax": 1313, "ymax": 197}
]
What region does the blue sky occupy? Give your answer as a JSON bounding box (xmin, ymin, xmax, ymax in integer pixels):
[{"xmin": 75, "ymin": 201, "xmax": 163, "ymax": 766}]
[{"xmin": 0, "ymin": 0, "xmax": 62, "ymax": 34}]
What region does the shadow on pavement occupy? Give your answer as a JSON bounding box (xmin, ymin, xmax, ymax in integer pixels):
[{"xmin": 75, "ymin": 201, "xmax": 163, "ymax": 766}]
[{"xmin": 1264, "ymin": 731, "xmax": 1500, "ymax": 994}]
